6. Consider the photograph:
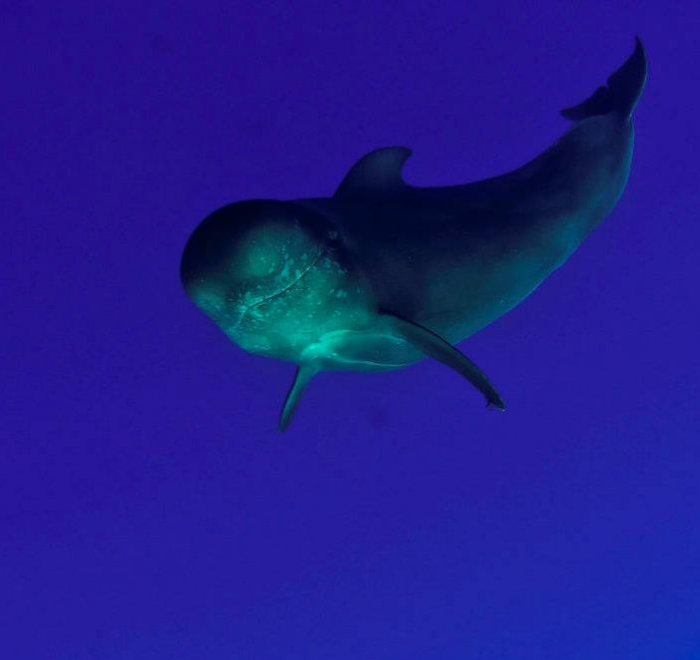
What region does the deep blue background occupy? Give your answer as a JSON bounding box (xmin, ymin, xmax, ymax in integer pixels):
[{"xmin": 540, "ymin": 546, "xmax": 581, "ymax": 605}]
[{"xmin": 3, "ymin": 1, "xmax": 699, "ymax": 658}]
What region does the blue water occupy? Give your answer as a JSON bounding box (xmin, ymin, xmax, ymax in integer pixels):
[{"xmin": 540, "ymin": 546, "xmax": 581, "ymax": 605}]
[{"xmin": 2, "ymin": 2, "xmax": 699, "ymax": 658}]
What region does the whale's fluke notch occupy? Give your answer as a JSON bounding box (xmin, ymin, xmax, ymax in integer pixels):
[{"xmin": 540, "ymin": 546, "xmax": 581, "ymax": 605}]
[
  {"xmin": 561, "ymin": 36, "xmax": 647, "ymax": 122},
  {"xmin": 381, "ymin": 311, "xmax": 506, "ymax": 411},
  {"xmin": 334, "ymin": 146, "xmax": 413, "ymax": 198},
  {"xmin": 278, "ymin": 364, "xmax": 316, "ymax": 431}
]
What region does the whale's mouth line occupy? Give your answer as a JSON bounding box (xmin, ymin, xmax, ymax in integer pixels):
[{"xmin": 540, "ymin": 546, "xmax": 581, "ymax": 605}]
[{"xmin": 232, "ymin": 249, "xmax": 327, "ymax": 331}]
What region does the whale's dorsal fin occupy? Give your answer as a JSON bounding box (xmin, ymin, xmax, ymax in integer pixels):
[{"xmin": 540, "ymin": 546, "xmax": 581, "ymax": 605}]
[{"xmin": 334, "ymin": 146, "xmax": 413, "ymax": 198}]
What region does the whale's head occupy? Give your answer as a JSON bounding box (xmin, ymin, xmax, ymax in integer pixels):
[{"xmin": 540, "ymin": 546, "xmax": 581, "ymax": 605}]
[{"xmin": 180, "ymin": 200, "xmax": 373, "ymax": 361}]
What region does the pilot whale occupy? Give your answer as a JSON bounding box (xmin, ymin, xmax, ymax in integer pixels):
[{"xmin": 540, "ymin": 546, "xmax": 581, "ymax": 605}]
[{"xmin": 180, "ymin": 38, "xmax": 647, "ymax": 431}]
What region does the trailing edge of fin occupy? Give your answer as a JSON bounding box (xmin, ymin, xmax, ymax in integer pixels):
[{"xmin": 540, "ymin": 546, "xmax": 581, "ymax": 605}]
[{"xmin": 561, "ymin": 36, "xmax": 647, "ymax": 121}]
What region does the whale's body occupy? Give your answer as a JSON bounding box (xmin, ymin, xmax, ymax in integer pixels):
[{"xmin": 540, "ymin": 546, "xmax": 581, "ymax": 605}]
[{"xmin": 180, "ymin": 39, "xmax": 647, "ymax": 430}]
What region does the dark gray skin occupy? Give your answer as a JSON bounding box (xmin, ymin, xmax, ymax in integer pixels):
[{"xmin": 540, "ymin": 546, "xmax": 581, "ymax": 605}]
[{"xmin": 180, "ymin": 38, "xmax": 647, "ymax": 430}]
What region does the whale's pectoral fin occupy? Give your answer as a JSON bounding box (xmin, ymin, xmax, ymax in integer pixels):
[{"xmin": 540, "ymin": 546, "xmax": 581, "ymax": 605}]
[
  {"xmin": 382, "ymin": 312, "xmax": 506, "ymax": 411},
  {"xmin": 278, "ymin": 364, "xmax": 317, "ymax": 432}
]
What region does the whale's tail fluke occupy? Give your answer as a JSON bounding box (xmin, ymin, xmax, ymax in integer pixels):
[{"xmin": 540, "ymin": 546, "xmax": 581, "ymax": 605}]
[{"xmin": 561, "ymin": 36, "xmax": 647, "ymax": 122}]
